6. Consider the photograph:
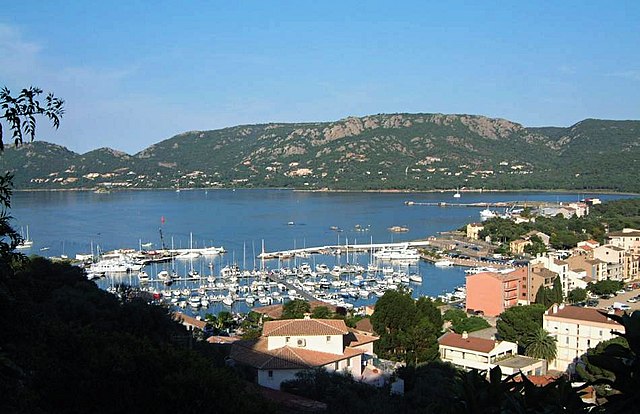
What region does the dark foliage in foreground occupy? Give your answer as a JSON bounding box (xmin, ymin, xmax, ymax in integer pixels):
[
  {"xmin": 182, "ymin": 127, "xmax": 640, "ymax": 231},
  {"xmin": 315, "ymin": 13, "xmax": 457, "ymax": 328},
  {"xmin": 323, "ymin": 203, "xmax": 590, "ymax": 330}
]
[{"xmin": 0, "ymin": 257, "xmax": 273, "ymax": 414}]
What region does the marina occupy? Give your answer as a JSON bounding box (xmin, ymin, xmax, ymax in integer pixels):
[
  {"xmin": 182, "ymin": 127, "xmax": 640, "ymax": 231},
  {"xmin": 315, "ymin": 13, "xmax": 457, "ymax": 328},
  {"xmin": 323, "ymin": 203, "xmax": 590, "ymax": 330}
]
[{"xmin": 10, "ymin": 189, "xmax": 633, "ymax": 317}]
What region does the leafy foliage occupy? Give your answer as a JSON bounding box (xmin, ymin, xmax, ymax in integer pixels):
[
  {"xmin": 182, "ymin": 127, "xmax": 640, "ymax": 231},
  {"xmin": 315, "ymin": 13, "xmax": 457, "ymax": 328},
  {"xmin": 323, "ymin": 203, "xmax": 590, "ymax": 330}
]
[
  {"xmin": 443, "ymin": 308, "xmax": 490, "ymax": 334},
  {"xmin": 371, "ymin": 289, "xmax": 443, "ymax": 365},
  {"xmin": 588, "ymin": 280, "xmax": 624, "ymax": 296},
  {"xmin": 0, "ymin": 257, "xmax": 272, "ymax": 413},
  {"xmin": 575, "ymin": 336, "xmax": 629, "ymax": 398},
  {"xmin": 496, "ymin": 304, "xmax": 546, "ymax": 347},
  {"xmin": 0, "ymin": 86, "xmax": 64, "ymax": 150},
  {"xmin": 568, "ymin": 288, "xmax": 587, "ymax": 304},
  {"xmin": 281, "ymin": 298, "xmax": 311, "ymax": 319},
  {"xmin": 585, "ymin": 311, "xmax": 640, "ymax": 413},
  {"xmin": 522, "ymin": 327, "xmax": 557, "ymax": 362}
]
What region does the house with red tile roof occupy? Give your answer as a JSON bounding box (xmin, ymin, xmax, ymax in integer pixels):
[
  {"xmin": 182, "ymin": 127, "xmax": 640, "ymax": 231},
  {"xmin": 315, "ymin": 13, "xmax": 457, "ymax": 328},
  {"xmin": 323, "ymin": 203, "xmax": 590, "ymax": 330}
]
[
  {"xmin": 439, "ymin": 331, "xmax": 546, "ymax": 378},
  {"xmin": 543, "ymin": 304, "xmax": 624, "ymax": 373},
  {"xmin": 230, "ymin": 318, "xmax": 378, "ymax": 390}
]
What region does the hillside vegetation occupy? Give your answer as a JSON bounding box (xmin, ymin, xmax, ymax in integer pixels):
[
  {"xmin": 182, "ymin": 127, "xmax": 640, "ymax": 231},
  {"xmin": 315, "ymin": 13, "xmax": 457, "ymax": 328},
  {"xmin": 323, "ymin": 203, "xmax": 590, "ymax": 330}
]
[{"xmin": 2, "ymin": 114, "xmax": 638, "ymax": 192}]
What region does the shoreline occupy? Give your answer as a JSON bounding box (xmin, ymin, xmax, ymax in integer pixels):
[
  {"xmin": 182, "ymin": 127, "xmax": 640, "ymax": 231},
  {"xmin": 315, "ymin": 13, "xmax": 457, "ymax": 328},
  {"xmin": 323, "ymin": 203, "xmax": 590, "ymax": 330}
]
[{"xmin": 13, "ymin": 187, "xmax": 640, "ymax": 196}]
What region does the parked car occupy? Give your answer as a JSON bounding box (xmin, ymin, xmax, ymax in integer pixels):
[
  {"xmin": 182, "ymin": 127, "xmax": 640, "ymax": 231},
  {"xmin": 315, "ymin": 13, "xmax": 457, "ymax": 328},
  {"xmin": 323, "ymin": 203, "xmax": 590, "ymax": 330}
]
[
  {"xmin": 627, "ymin": 297, "xmax": 638, "ymax": 303},
  {"xmin": 617, "ymin": 289, "xmax": 627, "ymax": 295}
]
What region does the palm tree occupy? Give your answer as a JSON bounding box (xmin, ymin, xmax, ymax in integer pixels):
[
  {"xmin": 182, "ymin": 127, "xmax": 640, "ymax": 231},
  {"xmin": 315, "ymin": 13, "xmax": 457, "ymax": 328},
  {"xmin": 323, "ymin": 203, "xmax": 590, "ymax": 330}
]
[{"xmin": 523, "ymin": 327, "xmax": 557, "ymax": 362}]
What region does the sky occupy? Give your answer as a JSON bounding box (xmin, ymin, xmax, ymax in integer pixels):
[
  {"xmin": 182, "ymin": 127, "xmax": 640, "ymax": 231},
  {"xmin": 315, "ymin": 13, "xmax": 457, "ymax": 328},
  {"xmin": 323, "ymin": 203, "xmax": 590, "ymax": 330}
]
[{"xmin": 1, "ymin": 1, "xmax": 639, "ymax": 154}]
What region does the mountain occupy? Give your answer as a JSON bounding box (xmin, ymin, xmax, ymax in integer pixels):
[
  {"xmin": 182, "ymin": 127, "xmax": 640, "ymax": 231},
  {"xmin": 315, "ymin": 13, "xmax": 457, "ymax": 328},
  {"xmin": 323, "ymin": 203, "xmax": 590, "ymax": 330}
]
[{"xmin": 2, "ymin": 113, "xmax": 639, "ymax": 192}]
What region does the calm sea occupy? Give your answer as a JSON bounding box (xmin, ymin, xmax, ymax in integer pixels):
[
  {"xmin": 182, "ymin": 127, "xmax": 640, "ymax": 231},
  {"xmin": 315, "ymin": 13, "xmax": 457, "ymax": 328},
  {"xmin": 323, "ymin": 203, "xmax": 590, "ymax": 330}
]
[{"xmin": 10, "ymin": 189, "xmax": 635, "ymax": 314}]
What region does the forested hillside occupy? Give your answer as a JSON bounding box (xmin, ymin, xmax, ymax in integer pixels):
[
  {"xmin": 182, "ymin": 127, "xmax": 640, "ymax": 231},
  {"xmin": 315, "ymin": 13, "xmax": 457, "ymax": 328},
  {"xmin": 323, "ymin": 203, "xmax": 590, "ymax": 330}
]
[{"xmin": 2, "ymin": 114, "xmax": 638, "ymax": 192}]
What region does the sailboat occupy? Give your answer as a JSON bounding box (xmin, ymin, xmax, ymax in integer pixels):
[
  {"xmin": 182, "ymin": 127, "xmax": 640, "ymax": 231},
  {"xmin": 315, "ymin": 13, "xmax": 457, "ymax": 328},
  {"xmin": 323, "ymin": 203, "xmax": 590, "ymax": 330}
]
[
  {"xmin": 453, "ymin": 187, "xmax": 461, "ymax": 198},
  {"xmin": 16, "ymin": 226, "xmax": 33, "ymax": 249}
]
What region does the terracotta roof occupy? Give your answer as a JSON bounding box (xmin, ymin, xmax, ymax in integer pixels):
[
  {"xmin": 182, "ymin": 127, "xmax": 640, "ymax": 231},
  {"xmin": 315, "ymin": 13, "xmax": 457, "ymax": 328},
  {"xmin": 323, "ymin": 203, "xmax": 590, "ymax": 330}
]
[
  {"xmin": 344, "ymin": 330, "xmax": 379, "ymax": 348},
  {"xmin": 263, "ymin": 319, "xmax": 348, "ymax": 337},
  {"xmin": 531, "ymin": 267, "xmax": 558, "ymax": 279},
  {"xmin": 470, "ymin": 270, "xmax": 521, "ymax": 282},
  {"xmin": 207, "ymin": 335, "xmax": 242, "ymax": 344},
  {"xmin": 438, "ymin": 332, "xmax": 499, "ymax": 353},
  {"xmin": 230, "ymin": 337, "xmax": 364, "ymax": 370},
  {"xmin": 252, "ymin": 301, "xmax": 337, "ymax": 319},
  {"xmin": 173, "ymin": 312, "xmax": 207, "ymax": 330},
  {"xmin": 354, "ymin": 317, "xmax": 374, "ymax": 334},
  {"xmin": 544, "ymin": 305, "xmax": 623, "ymax": 327}
]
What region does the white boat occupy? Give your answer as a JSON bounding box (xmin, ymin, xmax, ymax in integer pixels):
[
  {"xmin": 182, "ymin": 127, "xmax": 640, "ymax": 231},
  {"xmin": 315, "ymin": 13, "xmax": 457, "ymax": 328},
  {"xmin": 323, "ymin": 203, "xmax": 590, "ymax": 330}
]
[
  {"xmin": 222, "ymin": 295, "xmax": 234, "ymax": 306},
  {"xmin": 465, "ymin": 266, "xmax": 497, "ymax": 275},
  {"xmin": 188, "ymin": 296, "xmax": 201, "ymax": 308},
  {"xmin": 138, "ymin": 271, "xmax": 150, "ymax": 281},
  {"xmin": 175, "ymin": 251, "xmax": 200, "ymax": 260},
  {"xmin": 157, "ymin": 270, "xmax": 170, "ymax": 280},
  {"xmin": 316, "ymin": 263, "xmax": 330, "ymax": 274},
  {"xmin": 409, "ymin": 274, "xmax": 423, "ymax": 283},
  {"xmin": 16, "ymin": 226, "xmax": 33, "ymax": 249},
  {"xmin": 434, "ymin": 260, "xmax": 454, "ymax": 267},
  {"xmin": 453, "ymin": 188, "xmax": 461, "ymax": 198},
  {"xmin": 480, "ymin": 208, "xmax": 497, "ymax": 221},
  {"xmin": 89, "ymin": 259, "xmax": 130, "ymax": 273},
  {"xmin": 373, "ymin": 247, "xmax": 420, "ymax": 261}
]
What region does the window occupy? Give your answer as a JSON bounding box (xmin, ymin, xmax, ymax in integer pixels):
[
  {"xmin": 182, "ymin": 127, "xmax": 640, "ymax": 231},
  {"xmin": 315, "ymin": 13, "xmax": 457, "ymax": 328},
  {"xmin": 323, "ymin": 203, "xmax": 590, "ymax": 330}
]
[
  {"xmin": 335, "ymin": 362, "xmax": 339, "ymax": 370},
  {"xmin": 285, "ymin": 337, "xmax": 290, "ymax": 343},
  {"xmin": 326, "ymin": 336, "xmax": 331, "ymax": 342},
  {"xmin": 566, "ymin": 337, "xmax": 569, "ymax": 344},
  {"xmin": 347, "ymin": 358, "xmax": 351, "ymax": 367},
  {"xmin": 268, "ymin": 370, "xmax": 273, "ymax": 378}
]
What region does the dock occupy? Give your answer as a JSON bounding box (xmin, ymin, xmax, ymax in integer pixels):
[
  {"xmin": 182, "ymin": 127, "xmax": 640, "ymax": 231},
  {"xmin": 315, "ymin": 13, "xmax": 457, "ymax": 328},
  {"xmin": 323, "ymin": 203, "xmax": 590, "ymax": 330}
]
[
  {"xmin": 404, "ymin": 200, "xmax": 556, "ymax": 208},
  {"xmin": 257, "ymin": 241, "xmax": 432, "ymax": 260}
]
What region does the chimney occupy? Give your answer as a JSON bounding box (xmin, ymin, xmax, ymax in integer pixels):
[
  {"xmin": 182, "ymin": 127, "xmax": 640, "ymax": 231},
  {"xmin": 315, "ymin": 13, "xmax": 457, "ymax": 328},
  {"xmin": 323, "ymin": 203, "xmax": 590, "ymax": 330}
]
[
  {"xmin": 559, "ymin": 303, "xmax": 565, "ymax": 310},
  {"xmin": 461, "ymin": 331, "xmax": 469, "ymax": 339},
  {"xmin": 552, "ymin": 304, "xmax": 558, "ymax": 313},
  {"xmin": 303, "ymin": 313, "xmax": 311, "ymax": 320}
]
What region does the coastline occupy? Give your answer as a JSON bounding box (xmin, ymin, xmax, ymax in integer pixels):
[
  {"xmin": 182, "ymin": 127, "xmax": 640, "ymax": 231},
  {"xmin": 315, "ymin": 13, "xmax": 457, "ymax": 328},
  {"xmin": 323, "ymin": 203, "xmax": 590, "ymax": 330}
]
[{"xmin": 13, "ymin": 187, "xmax": 640, "ymax": 196}]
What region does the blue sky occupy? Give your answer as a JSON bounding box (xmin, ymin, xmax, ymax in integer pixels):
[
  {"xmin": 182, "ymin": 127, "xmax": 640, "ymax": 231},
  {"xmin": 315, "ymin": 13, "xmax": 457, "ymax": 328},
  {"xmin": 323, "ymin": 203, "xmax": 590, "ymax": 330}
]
[{"xmin": 1, "ymin": 1, "xmax": 639, "ymax": 154}]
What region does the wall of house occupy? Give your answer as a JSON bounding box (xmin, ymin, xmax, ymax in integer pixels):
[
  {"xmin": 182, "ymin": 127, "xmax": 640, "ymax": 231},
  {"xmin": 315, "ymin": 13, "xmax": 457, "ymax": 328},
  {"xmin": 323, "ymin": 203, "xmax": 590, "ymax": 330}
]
[
  {"xmin": 441, "ymin": 347, "xmax": 491, "ymax": 371},
  {"xmin": 351, "ymin": 341, "xmax": 374, "ymax": 355},
  {"xmin": 498, "ymin": 359, "xmax": 546, "ymax": 378},
  {"xmin": 543, "ymin": 312, "xmax": 624, "ymax": 372},
  {"xmin": 322, "ymin": 354, "xmax": 363, "ymax": 378},
  {"xmin": 466, "ymin": 273, "xmax": 503, "ymax": 316},
  {"xmin": 258, "ymin": 368, "xmax": 301, "ymax": 390},
  {"xmin": 268, "ymin": 334, "xmax": 343, "ymax": 354}
]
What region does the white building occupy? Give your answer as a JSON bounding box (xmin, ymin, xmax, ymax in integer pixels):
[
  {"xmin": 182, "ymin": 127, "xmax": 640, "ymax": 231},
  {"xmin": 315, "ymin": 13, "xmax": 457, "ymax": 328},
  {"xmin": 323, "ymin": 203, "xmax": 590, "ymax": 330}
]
[
  {"xmin": 230, "ymin": 318, "xmax": 378, "ymax": 390},
  {"xmin": 543, "ymin": 304, "xmax": 624, "ymax": 373},
  {"xmin": 439, "ymin": 332, "xmax": 546, "ymax": 378}
]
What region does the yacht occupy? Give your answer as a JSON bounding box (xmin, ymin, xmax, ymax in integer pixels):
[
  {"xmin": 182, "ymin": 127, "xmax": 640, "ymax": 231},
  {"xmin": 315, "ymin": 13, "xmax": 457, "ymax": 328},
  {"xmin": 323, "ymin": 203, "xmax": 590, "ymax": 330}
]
[
  {"xmin": 480, "ymin": 208, "xmax": 497, "ymax": 221},
  {"xmin": 434, "ymin": 260, "xmax": 454, "ymax": 267},
  {"xmin": 373, "ymin": 247, "xmax": 420, "ymax": 261}
]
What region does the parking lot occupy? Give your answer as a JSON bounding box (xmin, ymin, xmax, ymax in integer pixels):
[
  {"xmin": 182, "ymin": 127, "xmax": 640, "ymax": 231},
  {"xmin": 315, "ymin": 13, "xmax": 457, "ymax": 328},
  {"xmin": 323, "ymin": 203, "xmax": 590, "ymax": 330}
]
[{"xmin": 586, "ymin": 286, "xmax": 640, "ymax": 311}]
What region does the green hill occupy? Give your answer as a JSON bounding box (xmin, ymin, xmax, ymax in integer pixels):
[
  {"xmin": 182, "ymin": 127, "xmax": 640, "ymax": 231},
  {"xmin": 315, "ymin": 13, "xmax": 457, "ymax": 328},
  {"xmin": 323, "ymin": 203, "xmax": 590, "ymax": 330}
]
[{"xmin": 2, "ymin": 113, "xmax": 639, "ymax": 192}]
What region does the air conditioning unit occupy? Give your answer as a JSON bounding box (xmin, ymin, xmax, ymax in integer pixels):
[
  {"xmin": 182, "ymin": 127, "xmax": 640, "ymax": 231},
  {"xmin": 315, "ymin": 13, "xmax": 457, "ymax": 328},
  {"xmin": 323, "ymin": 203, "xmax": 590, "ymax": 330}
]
[{"xmin": 296, "ymin": 338, "xmax": 306, "ymax": 347}]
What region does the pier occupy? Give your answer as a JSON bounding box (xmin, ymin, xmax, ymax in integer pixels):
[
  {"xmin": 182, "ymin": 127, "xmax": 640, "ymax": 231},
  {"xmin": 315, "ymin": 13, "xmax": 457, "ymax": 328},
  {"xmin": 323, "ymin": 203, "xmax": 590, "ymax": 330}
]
[
  {"xmin": 257, "ymin": 240, "xmax": 432, "ymax": 260},
  {"xmin": 404, "ymin": 200, "xmax": 556, "ymax": 208}
]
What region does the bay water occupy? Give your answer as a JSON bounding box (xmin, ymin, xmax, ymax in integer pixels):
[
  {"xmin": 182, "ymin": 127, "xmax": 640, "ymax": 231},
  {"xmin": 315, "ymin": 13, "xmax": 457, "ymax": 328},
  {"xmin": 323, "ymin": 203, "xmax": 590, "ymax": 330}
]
[{"xmin": 11, "ymin": 189, "xmax": 634, "ymax": 316}]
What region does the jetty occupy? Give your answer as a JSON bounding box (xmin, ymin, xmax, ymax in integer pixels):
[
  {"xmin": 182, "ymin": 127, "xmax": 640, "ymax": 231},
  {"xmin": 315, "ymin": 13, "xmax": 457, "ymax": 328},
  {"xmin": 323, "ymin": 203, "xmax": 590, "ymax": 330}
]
[
  {"xmin": 257, "ymin": 240, "xmax": 432, "ymax": 260},
  {"xmin": 404, "ymin": 200, "xmax": 555, "ymax": 208}
]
